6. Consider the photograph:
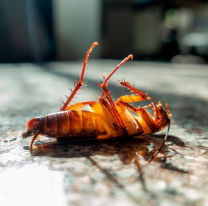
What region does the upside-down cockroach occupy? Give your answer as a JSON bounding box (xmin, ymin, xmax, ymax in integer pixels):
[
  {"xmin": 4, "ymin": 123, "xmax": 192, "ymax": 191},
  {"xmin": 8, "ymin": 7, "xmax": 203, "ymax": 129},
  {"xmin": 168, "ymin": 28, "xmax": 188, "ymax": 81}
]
[{"xmin": 22, "ymin": 42, "xmax": 172, "ymax": 158}]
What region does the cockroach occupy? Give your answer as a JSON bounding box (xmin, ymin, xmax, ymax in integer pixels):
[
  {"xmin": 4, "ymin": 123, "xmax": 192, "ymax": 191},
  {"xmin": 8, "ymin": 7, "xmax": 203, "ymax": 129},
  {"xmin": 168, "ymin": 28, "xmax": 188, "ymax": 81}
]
[{"xmin": 22, "ymin": 42, "xmax": 172, "ymax": 159}]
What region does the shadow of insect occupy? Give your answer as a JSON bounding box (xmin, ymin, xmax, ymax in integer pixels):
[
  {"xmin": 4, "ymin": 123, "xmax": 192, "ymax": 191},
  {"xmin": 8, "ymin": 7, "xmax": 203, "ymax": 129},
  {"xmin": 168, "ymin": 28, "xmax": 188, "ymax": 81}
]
[{"xmin": 24, "ymin": 134, "xmax": 185, "ymax": 168}]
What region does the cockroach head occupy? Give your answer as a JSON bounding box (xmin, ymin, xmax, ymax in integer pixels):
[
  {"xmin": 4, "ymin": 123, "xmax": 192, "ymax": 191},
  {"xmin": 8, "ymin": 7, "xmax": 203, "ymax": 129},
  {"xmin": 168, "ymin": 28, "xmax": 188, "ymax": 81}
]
[{"xmin": 22, "ymin": 117, "xmax": 42, "ymax": 138}]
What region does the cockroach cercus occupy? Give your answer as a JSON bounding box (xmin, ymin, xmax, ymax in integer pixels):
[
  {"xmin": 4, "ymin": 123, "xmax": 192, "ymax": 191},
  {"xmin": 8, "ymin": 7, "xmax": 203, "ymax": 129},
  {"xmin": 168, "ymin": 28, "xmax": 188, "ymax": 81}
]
[{"xmin": 22, "ymin": 42, "xmax": 172, "ymax": 160}]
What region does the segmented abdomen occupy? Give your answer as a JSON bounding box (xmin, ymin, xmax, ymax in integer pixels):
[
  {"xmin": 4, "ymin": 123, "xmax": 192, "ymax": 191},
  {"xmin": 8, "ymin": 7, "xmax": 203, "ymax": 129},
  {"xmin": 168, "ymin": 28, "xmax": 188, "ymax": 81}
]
[{"xmin": 30, "ymin": 110, "xmax": 106, "ymax": 138}]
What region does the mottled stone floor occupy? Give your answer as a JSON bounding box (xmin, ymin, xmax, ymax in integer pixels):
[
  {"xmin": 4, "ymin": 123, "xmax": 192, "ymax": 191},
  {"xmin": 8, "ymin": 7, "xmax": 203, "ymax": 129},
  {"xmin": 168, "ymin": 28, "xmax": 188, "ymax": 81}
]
[{"xmin": 0, "ymin": 61, "xmax": 208, "ymax": 206}]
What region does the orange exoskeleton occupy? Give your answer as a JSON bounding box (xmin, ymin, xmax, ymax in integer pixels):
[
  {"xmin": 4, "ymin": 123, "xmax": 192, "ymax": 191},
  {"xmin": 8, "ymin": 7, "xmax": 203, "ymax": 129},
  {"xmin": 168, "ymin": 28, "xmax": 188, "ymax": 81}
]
[{"xmin": 22, "ymin": 42, "xmax": 172, "ymax": 158}]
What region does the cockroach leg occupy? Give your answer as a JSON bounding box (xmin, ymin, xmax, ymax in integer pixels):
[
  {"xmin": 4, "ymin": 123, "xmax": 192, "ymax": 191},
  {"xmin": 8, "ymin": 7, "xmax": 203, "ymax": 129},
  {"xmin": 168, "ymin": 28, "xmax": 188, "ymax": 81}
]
[
  {"xmin": 100, "ymin": 84, "xmax": 128, "ymax": 135},
  {"xmin": 97, "ymin": 55, "xmax": 133, "ymax": 136},
  {"xmin": 119, "ymin": 81, "xmax": 160, "ymax": 125},
  {"xmin": 117, "ymin": 99, "xmax": 152, "ymax": 112},
  {"xmin": 102, "ymin": 54, "xmax": 133, "ymax": 85},
  {"xmin": 60, "ymin": 42, "xmax": 98, "ymax": 111}
]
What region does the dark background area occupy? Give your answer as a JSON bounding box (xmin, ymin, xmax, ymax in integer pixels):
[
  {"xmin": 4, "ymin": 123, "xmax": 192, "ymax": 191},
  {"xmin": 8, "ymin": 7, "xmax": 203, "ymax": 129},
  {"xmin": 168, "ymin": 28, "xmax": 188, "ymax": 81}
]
[{"xmin": 1, "ymin": 0, "xmax": 208, "ymax": 63}]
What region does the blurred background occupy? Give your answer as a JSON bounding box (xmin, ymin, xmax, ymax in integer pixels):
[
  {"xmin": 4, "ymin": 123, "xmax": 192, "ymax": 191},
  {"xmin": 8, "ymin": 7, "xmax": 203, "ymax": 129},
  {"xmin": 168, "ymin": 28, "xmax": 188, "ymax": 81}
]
[{"xmin": 1, "ymin": 0, "xmax": 208, "ymax": 64}]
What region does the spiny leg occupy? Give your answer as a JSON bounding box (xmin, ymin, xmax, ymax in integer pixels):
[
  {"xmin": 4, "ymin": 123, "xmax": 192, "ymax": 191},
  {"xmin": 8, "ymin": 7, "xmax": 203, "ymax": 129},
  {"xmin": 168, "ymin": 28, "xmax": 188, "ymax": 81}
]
[
  {"xmin": 119, "ymin": 81, "xmax": 160, "ymax": 125},
  {"xmin": 116, "ymin": 94, "xmax": 152, "ymax": 107},
  {"xmin": 97, "ymin": 55, "xmax": 133, "ymax": 136},
  {"xmin": 103, "ymin": 54, "xmax": 133, "ymax": 84},
  {"xmin": 117, "ymin": 98, "xmax": 152, "ymax": 112},
  {"xmin": 60, "ymin": 42, "xmax": 99, "ymax": 111}
]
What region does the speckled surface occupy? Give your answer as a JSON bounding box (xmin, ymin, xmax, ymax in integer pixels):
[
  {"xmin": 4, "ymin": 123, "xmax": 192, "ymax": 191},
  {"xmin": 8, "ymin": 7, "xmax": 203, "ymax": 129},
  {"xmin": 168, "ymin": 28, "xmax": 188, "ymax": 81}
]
[{"xmin": 0, "ymin": 61, "xmax": 208, "ymax": 206}]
